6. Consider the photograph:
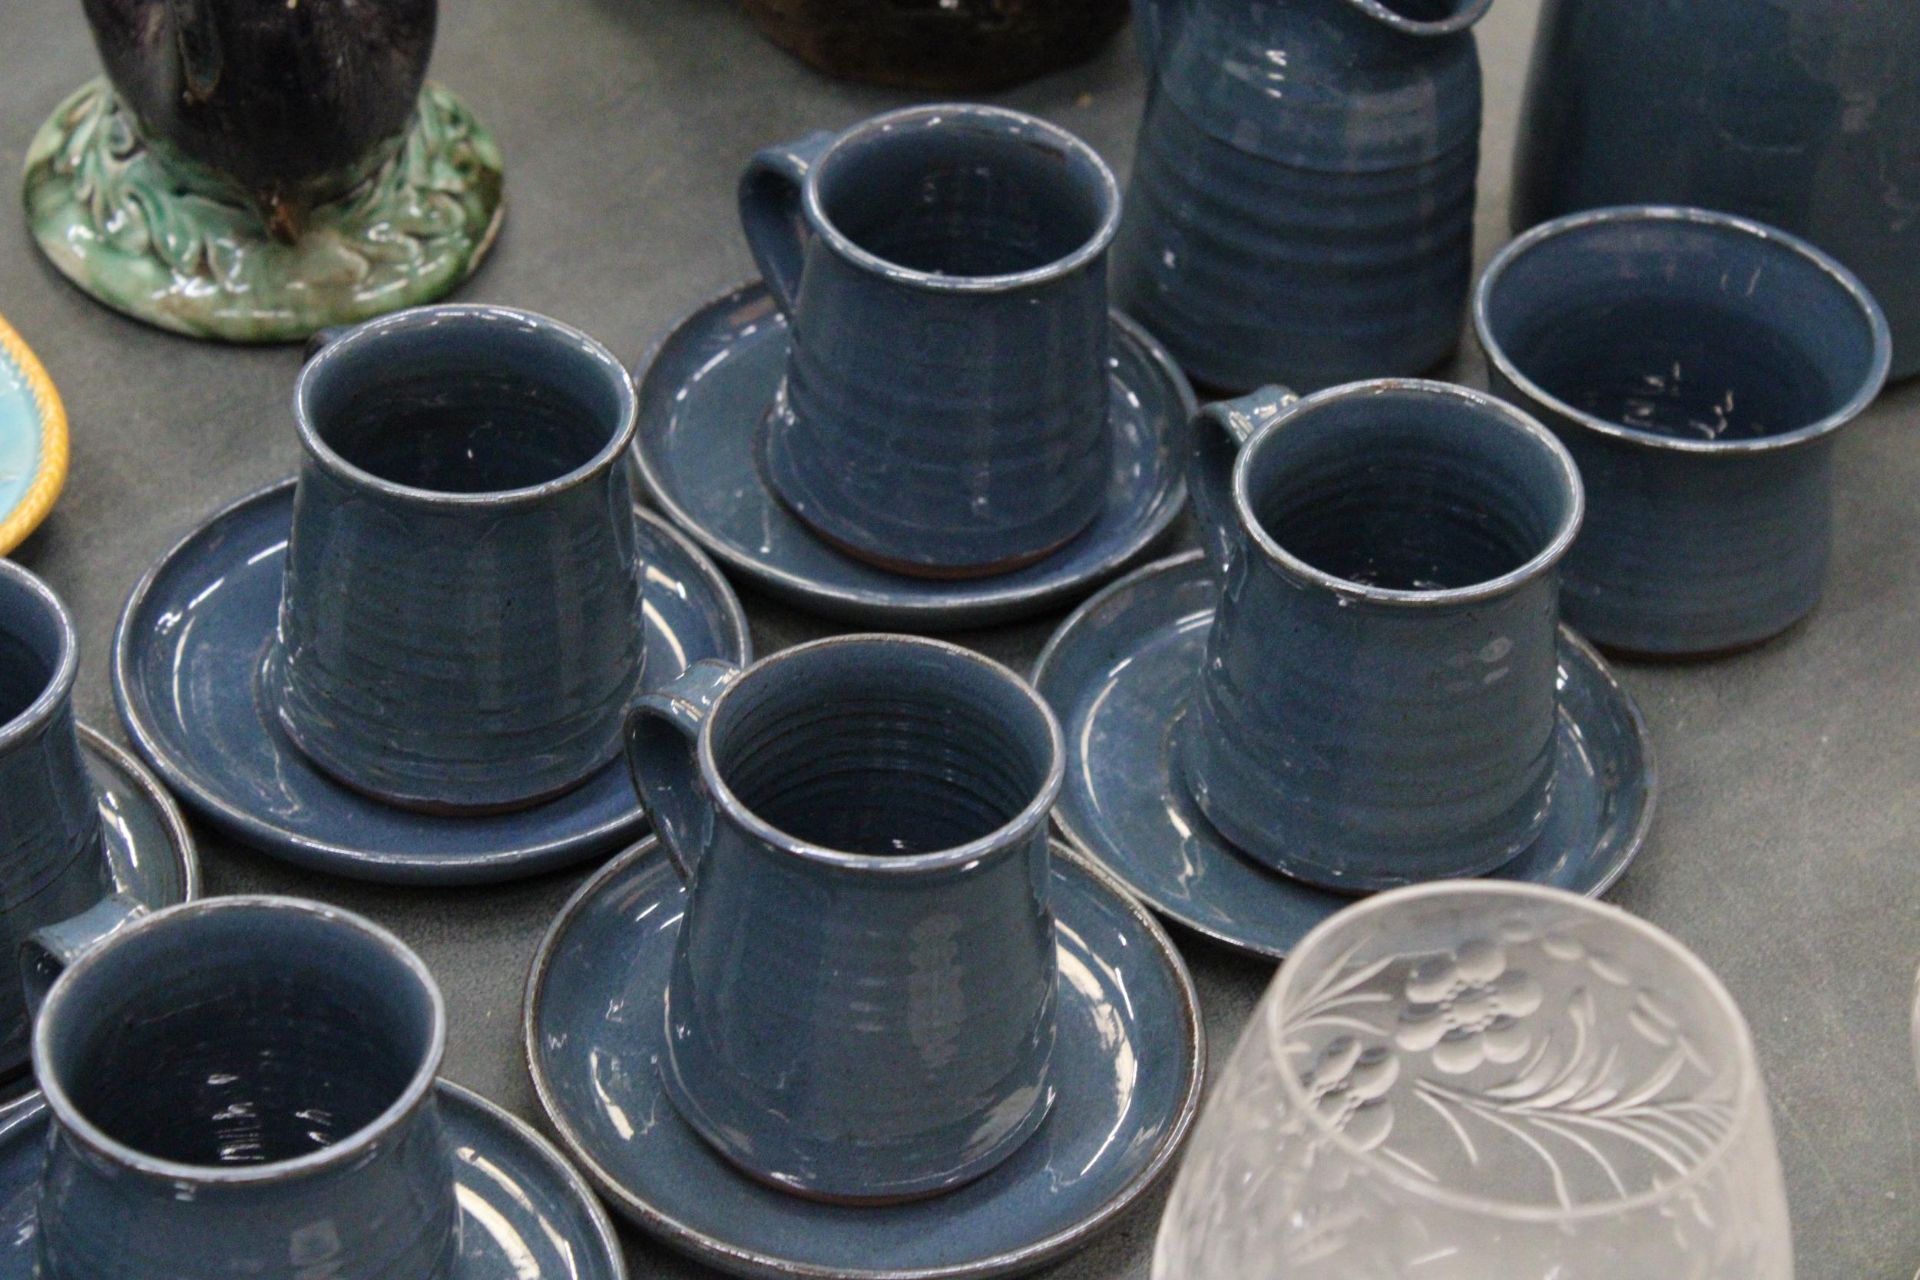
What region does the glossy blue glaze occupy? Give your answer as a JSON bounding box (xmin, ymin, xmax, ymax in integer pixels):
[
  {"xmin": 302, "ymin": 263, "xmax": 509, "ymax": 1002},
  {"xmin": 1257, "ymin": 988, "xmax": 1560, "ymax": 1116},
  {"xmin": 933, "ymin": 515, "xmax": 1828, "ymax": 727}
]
[
  {"xmin": 1182, "ymin": 381, "xmax": 1584, "ymax": 890},
  {"xmin": 0, "ymin": 564, "xmax": 110, "ymax": 1076},
  {"xmin": 1511, "ymin": 0, "xmax": 1920, "ymax": 380},
  {"xmin": 270, "ymin": 305, "xmax": 643, "ymax": 813},
  {"xmin": 0, "ymin": 726, "xmax": 200, "ymax": 1105},
  {"xmin": 624, "ymin": 636, "xmax": 1062, "ymax": 1202},
  {"xmin": 1115, "ymin": 0, "xmax": 1489, "ymax": 392},
  {"xmin": 31, "ymin": 897, "xmax": 457, "ymax": 1278},
  {"xmin": 1033, "ymin": 551, "xmax": 1656, "ymax": 959},
  {"xmin": 632, "ymin": 282, "xmax": 1194, "ymax": 629},
  {"xmin": 743, "ymin": 105, "xmax": 1118, "ymax": 577},
  {"xmin": 524, "ymin": 838, "xmax": 1204, "ymax": 1280},
  {"xmin": 0, "ymin": 1083, "xmax": 623, "ymax": 1280},
  {"xmin": 112, "ymin": 480, "xmax": 749, "ymax": 885},
  {"xmin": 1476, "ymin": 207, "xmax": 1892, "ymax": 656}
]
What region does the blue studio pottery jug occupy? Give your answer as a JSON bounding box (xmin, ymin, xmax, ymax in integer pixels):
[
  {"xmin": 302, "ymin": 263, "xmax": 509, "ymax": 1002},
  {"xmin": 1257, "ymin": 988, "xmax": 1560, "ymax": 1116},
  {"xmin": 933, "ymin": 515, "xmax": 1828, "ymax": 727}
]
[
  {"xmin": 1115, "ymin": 0, "xmax": 1492, "ymax": 393},
  {"xmin": 1511, "ymin": 0, "xmax": 1920, "ymax": 381}
]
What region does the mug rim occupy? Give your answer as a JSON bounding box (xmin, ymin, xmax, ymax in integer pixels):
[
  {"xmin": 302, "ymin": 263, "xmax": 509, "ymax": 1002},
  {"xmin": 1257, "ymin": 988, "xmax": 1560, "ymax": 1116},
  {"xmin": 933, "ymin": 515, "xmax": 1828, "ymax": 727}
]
[
  {"xmin": 293, "ymin": 304, "xmax": 640, "ymax": 509},
  {"xmin": 695, "ymin": 634, "xmax": 1066, "ymax": 874},
  {"xmin": 1265, "ymin": 878, "xmax": 1765, "ymax": 1225},
  {"xmin": 0, "ymin": 560, "xmax": 79, "ymax": 754},
  {"xmin": 800, "ymin": 103, "xmax": 1122, "ymax": 296},
  {"xmin": 1475, "ymin": 204, "xmax": 1894, "ymax": 457},
  {"xmin": 33, "ymin": 894, "xmax": 448, "ymax": 1187},
  {"xmin": 1229, "ymin": 378, "xmax": 1585, "ymax": 608}
]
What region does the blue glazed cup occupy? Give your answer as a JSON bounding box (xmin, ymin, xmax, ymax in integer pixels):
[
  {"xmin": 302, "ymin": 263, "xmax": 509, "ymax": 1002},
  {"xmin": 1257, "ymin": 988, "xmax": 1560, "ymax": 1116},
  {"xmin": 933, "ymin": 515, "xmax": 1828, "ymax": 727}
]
[
  {"xmin": 268, "ymin": 304, "xmax": 646, "ymax": 813},
  {"xmin": 625, "ymin": 635, "xmax": 1062, "ymax": 1201},
  {"xmin": 741, "ymin": 104, "xmax": 1120, "ymax": 578},
  {"xmin": 28, "ymin": 896, "xmax": 459, "ymax": 1280},
  {"xmin": 1179, "ymin": 379, "xmax": 1585, "ymax": 891},
  {"xmin": 1476, "ymin": 206, "xmax": 1893, "ymax": 656},
  {"xmin": 0, "ymin": 562, "xmax": 114, "ymax": 1076}
]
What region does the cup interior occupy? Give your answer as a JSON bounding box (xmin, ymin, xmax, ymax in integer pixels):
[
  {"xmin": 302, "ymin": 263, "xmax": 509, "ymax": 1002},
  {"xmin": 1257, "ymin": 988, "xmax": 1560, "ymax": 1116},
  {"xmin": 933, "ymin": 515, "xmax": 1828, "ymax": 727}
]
[
  {"xmin": 300, "ymin": 311, "xmax": 631, "ymax": 495},
  {"xmin": 0, "ymin": 569, "xmax": 66, "ymax": 729},
  {"xmin": 1274, "ymin": 884, "xmax": 1754, "ymax": 1211},
  {"xmin": 1482, "ymin": 214, "xmax": 1884, "ymax": 443},
  {"xmin": 817, "ymin": 113, "xmax": 1112, "ymax": 279},
  {"xmin": 40, "ymin": 904, "xmax": 438, "ymax": 1168},
  {"xmin": 1242, "ymin": 389, "xmax": 1575, "ymax": 593},
  {"xmin": 710, "ymin": 642, "xmax": 1056, "ymax": 857}
]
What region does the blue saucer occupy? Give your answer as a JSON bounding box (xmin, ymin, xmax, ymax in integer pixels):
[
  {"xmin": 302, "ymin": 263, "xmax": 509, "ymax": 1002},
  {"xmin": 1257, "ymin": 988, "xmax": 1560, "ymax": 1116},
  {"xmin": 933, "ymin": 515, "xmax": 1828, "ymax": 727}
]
[
  {"xmin": 524, "ymin": 838, "xmax": 1204, "ymax": 1280},
  {"xmin": 112, "ymin": 479, "xmax": 750, "ymax": 886},
  {"xmin": 80, "ymin": 724, "xmax": 200, "ymax": 912},
  {"xmin": 1032, "ymin": 551, "xmax": 1658, "ymax": 959},
  {"xmin": 631, "ymin": 281, "xmax": 1196, "ymax": 630},
  {"xmin": 0, "ymin": 1081, "xmax": 626, "ymax": 1280}
]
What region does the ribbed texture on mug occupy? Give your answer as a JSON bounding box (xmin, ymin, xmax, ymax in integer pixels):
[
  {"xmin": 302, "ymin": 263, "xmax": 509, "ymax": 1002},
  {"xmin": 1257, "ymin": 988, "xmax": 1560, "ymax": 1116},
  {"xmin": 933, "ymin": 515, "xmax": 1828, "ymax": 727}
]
[
  {"xmin": 764, "ymin": 260, "xmax": 1113, "ymax": 571},
  {"xmin": 36, "ymin": 1096, "xmax": 460, "ymax": 1280},
  {"xmin": 270, "ymin": 462, "xmax": 644, "ymax": 810},
  {"xmin": 1181, "ymin": 568, "xmax": 1560, "ymax": 889}
]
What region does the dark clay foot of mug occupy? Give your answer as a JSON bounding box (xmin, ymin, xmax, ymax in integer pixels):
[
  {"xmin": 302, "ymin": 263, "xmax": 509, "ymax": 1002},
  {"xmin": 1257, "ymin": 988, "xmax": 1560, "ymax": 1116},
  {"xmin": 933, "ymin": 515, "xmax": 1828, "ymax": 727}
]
[{"xmin": 757, "ymin": 452, "xmax": 1084, "ymax": 581}]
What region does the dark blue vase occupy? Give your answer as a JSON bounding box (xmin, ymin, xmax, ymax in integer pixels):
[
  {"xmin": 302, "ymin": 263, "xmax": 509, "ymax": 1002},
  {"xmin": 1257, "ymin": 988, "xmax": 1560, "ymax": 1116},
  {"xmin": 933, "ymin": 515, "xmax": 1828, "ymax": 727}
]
[
  {"xmin": 1512, "ymin": 0, "xmax": 1920, "ymax": 381},
  {"xmin": 1115, "ymin": 0, "xmax": 1492, "ymax": 393}
]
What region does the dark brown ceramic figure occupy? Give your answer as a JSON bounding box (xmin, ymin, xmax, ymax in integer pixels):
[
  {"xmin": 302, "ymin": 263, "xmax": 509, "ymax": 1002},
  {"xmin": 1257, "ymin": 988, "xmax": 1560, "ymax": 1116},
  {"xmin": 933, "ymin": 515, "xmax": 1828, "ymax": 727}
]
[
  {"xmin": 742, "ymin": 0, "xmax": 1129, "ymax": 91},
  {"xmin": 24, "ymin": 0, "xmax": 504, "ymax": 342},
  {"xmin": 80, "ymin": 0, "xmax": 437, "ymax": 241}
]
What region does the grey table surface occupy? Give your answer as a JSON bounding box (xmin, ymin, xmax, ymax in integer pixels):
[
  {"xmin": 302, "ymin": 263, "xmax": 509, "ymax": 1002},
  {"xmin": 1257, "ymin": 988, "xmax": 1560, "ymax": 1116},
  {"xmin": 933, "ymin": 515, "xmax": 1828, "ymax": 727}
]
[{"xmin": 2, "ymin": 0, "xmax": 1917, "ymax": 1275}]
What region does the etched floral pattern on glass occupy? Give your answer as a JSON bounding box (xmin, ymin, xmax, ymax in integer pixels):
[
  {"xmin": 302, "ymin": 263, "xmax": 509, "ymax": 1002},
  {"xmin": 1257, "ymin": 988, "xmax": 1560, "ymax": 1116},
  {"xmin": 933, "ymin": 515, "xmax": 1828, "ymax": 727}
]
[{"xmin": 1153, "ymin": 882, "xmax": 1794, "ymax": 1280}]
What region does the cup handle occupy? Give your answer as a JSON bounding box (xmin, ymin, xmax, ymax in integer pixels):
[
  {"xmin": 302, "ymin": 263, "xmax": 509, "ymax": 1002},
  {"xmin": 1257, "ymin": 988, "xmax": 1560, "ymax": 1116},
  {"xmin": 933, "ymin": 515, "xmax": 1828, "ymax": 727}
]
[
  {"xmin": 625, "ymin": 659, "xmax": 742, "ymax": 882},
  {"xmin": 739, "ymin": 131, "xmax": 835, "ymax": 319},
  {"xmin": 1191, "ymin": 385, "xmax": 1299, "ymax": 578},
  {"xmin": 303, "ymin": 325, "xmax": 350, "ymax": 362},
  {"xmin": 20, "ymin": 893, "xmax": 149, "ymax": 1018}
]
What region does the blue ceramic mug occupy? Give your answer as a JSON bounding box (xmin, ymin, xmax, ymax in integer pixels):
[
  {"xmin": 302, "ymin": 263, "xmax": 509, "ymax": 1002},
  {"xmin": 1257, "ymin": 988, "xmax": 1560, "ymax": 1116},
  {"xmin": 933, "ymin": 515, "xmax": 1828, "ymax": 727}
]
[
  {"xmin": 1476, "ymin": 206, "xmax": 1892, "ymax": 656},
  {"xmin": 268, "ymin": 304, "xmax": 646, "ymax": 813},
  {"xmin": 625, "ymin": 635, "xmax": 1062, "ymax": 1201},
  {"xmin": 1179, "ymin": 380, "xmax": 1585, "ymax": 891},
  {"xmin": 27, "ymin": 896, "xmax": 459, "ymax": 1279},
  {"xmin": 741, "ymin": 104, "xmax": 1119, "ymax": 578},
  {"xmin": 0, "ymin": 562, "xmax": 116, "ymax": 1076}
]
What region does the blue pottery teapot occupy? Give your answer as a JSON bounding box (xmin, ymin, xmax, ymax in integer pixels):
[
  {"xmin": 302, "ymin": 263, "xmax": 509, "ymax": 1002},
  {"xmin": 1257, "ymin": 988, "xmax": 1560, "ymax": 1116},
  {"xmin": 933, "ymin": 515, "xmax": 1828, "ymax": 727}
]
[
  {"xmin": 1115, "ymin": 0, "xmax": 1492, "ymax": 393},
  {"xmin": 1511, "ymin": 0, "xmax": 1920, "ymax": 380}
]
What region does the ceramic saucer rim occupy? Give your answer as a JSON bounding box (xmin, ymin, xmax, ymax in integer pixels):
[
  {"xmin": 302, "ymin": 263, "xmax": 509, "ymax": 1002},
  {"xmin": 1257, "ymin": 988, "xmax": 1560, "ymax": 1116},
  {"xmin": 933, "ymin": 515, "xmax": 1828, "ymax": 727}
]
[
  {"xmin": 630, "ymin": 279, "xmax": 1198, "ymax": 626},
  {"xmin": 0, "ymin": 313, "xmax": 68, "ymax": 556},
  {"xmin": 0, "ymin": 1080, "xmax": 629, "ymax": 1280},
  {"xmin": 78, "ymin": 721, "xmax": 202, "ymax": 903},
  {"xmin": 109, "ymin": 477, "xmax": 749, "ymax": 883},
  {"xmin": 437, "ymin": 1078, "xmax": 631, "ymax": 1280},
  {"xmin": 1033, "ymin": 548, "xmax": 1660, "ymax": 960},
  {"xmin": 522, "ymin": 835, "xmax": 1207, "ymax": 1280}
]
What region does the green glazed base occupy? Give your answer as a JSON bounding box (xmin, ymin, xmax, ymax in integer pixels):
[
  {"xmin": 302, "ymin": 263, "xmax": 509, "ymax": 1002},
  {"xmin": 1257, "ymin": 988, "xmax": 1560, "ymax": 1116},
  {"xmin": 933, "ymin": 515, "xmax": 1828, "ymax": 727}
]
[{"xmin": 22, "ymin": 79, "xmax": 504, "ymax": 344}]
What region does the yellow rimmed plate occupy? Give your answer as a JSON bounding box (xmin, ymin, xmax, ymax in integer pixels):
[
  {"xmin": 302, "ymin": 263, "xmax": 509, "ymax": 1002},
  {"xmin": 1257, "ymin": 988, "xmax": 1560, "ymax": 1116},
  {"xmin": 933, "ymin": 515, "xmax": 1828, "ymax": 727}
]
[{"xmin": 0, "ymin": 314, "xmax": 67, "ymax": 555}]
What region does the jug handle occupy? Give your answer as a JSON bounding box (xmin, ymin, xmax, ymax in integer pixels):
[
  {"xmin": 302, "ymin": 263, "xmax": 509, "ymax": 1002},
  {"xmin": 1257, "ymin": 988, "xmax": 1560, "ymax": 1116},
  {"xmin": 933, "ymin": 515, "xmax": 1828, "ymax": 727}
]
[
  {"xmin": 739, "ymin": 131, "xmax": 836, "ymax": 319},
  {"xmin": 1191, "ymin": 385, "xmax": 1299, "ymax": 578},
  {"xmin": 625, "ymin": 659, "xmax": 742, "ymax": 882},
  {"xmin": 20, "ymin": 893, "xmax": 150, "ymax": 1019},
  {"xmin": 1133, "ymin": 0, "xmax": 1188, "ymax": 67}
]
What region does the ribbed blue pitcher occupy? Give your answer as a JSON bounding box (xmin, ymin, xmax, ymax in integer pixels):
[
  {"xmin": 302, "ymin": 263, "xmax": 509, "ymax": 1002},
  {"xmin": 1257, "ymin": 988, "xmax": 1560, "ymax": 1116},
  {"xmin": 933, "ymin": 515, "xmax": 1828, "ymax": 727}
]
[{"xmin": 1115, "ymin": 0, "xmax": 1493, "ymax": 393}]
